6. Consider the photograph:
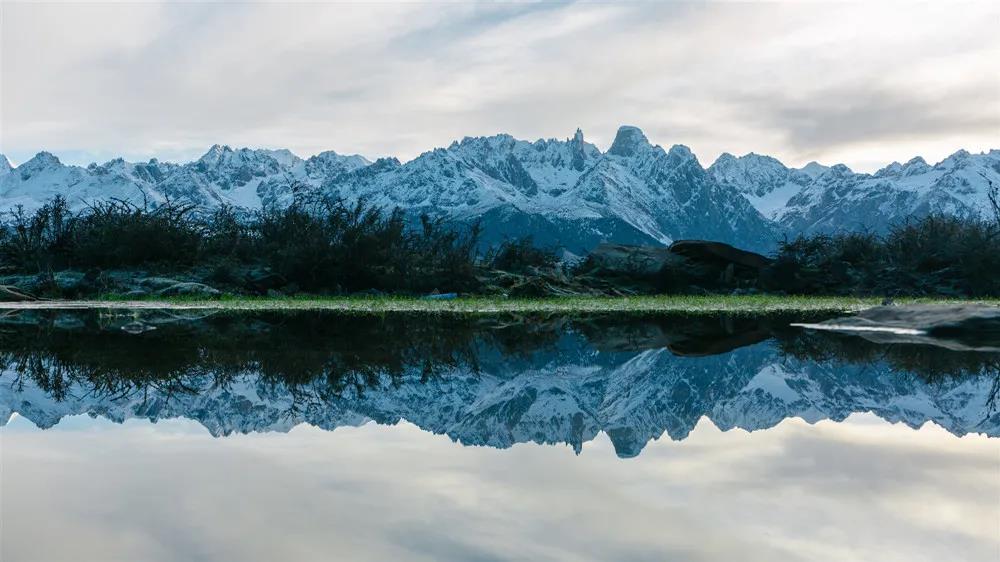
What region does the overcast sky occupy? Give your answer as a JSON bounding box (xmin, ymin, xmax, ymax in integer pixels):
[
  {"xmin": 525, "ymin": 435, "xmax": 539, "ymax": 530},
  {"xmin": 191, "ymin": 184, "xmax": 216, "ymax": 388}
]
[{"xmin": 1, "ymin": 1, "xmax": 998, "ymax": 172}]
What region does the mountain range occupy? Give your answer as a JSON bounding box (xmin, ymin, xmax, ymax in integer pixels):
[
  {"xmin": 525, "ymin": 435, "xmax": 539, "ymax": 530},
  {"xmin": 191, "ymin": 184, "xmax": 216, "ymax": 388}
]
[{"xmin": 1, "ymin": 127, "xmax": 997, "ymax": 253}]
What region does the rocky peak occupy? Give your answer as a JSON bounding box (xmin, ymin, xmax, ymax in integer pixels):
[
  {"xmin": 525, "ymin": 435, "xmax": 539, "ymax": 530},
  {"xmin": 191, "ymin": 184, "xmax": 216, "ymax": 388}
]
[
  {"xmin": 799, "ymin": 161, "xmax": 829, "ymax": 179},
  {"xmin": 901, "ymin": 157, "xmax": 931, "ymax": 176},
  {"xmin": 570, "ymin": 128, "xmax": 588, "ymax": 171},
  {"xmin": 88, "ymin": 157, "xmax": 131, "ymax": 176},
  {"xmin": 665, "ymin": 144, "xmax": 698, "ymax": 167},
  {"xmin": 709, "ymin": 152, "xmax": 786, "ymax": 176},
  {"xmin": 936, "ymin": 149, "xmax": 973, "ymax": 171},
  {"xmin": 826, "ymin": 163, "xmax": 854, "ymax": 177},
  {"xmin": 712, "ymin": 152, "xmax": 738, "ymax": 167},
  {"xmin": 199, "ymin": 144, "xmax": 232, "ymax": 162},
  {"xmin": 451, "ymin": 134, "xmax": 516, "ymax": 153},
  {"xmin": 707, "ymin": 151, "xmax": 793, "ymax": 199},
  {"xmin": 261, "ymin": 148, "xmax": 301, "ymax": 168},
  {"xmin": 607, "ymin": 125, "xmax": 651, "ymax": 157},
  {"xmin": 876, "ymin": 156, "xmax": 931, "ymax": 179},
  {"xmin": 20, "ymin": 151, "xmax": 62, "ymax": 172},
  {"xmin": 307, "ymin": 150, "xmax": 369, "ymax": 166},
  {"xmin": 0, "ymin": 154, "xmax": 12, "ymax": 174},
  {"xmin": 368, "ymin": 157, "xmax": 402, "ymax": 172}
]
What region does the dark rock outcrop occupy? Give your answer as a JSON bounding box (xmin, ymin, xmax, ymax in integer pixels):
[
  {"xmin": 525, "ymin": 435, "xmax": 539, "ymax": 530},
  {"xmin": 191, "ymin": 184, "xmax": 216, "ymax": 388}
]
[
  {"xmin": 667, "ymin": 240, "xmax": 773, "ymax": 271},
  {"xmin": 584, "ymin": 243, "xmax": 680, "ymax": 276},
  {"xmin": 795, "ymin": 304, "xmax": 1000, "ymax": 351},
  {"xmin": 156, "ymin": 282, "xmax": 221, "ymax": 298}
]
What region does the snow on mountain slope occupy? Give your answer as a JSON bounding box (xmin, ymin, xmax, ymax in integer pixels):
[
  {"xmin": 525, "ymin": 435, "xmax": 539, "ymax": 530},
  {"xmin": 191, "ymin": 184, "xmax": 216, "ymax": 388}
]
[
  {"xmin": 0, "ymin": 145, "xmax": 368, "ymax": 212},
  {"xmin": 708, "ymin": 152, "xmax": 818, "ymax": 218},
  {"xmin": 318, "ymin": 126, "xmax": 777, "ymax": 251},
  {"xmin": 0, "ymin": 154, "xmax": 13, "ymax": 176},
  {"xmin": 2, "ymin": 132, "xmax": 996, "ymax": 251},
  {"xmin": 778, "ymin": 149, "xmax": 1000, "ymax": 235},
  {"xmin": 0, "ymin": 152, "xmax": 171, "ymax": 210},
  {"xmin": 0, "ymin": 127, "xmax": 777, "ymax": 252},
  {"xmin": 573, "ymin": 132, "xmax": 777, "ymax": 249}
]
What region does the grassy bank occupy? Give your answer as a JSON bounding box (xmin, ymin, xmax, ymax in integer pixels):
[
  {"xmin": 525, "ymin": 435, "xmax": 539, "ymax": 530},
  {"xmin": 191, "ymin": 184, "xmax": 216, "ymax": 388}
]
[{"xmin": 2, "ymin": 294, "xmax": 998, "ymax": 314}]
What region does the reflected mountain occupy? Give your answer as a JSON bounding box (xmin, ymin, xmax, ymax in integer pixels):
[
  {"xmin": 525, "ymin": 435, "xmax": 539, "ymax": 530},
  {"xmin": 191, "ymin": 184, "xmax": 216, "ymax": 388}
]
[{"xmin": 1, "ymin": 310, "xmax": 997, "ymax": 458}]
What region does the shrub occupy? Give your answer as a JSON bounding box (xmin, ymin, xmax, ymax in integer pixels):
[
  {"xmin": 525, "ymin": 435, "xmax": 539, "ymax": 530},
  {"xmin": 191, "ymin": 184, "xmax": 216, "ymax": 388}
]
[
  {"xmin": 486, "ymin": 236, "xmax": 558, "ymax": 273},
  {"xmin": 0, "ymin": 196, "xmax": 482, "ymax": 295},
  {"xmin": 69, "ymin": 199, "xmax": 202, "ymax": 269},
  {"xmin": 0, "ymin": 196, "xmax": 75, "ymax": 272},
  {"xmin": 769, "ymin": 214, "xmax": 1000, "ymax": 297}
]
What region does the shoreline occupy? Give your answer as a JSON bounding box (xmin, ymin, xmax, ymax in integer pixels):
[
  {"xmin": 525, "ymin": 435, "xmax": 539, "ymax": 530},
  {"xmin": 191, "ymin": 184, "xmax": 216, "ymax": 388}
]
[{"xmin": 1, "ymin": 295, "xmax": 997, "ymax": 314}]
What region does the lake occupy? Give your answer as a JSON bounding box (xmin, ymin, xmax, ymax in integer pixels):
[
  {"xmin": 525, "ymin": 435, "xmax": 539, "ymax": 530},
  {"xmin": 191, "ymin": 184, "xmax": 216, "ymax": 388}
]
[{"xmin": 1, "ymin": 310, "xmax": 997, "ymax": 561}]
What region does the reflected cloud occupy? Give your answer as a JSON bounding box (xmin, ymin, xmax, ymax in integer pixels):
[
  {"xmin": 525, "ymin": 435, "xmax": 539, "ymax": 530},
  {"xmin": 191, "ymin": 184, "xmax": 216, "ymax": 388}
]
[{"xmin": 2, "ymin": 414, "xmax": 996, "ymax": 562}]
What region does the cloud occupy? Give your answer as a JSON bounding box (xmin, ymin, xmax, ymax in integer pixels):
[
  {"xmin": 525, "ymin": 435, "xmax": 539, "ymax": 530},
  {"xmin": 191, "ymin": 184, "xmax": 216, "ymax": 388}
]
[{"xmin": 1, "ymin": 1, "xmax": 997, "ymax": 171}]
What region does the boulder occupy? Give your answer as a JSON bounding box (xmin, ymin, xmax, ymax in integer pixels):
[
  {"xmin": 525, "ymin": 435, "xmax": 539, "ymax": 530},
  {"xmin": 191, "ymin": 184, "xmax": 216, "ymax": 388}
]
[
  {"xmin": 585, "ymin": 243, "xmax": 679, "ymax": 276},
  {"xmin": 244, "ymin": 270, "xmax": 287, "ymax": 295},
  {"xmin": 667, "ymin": 240, "xmax": 773, "ymax": 270},
  {"xmin": 138, "ymin": 277, "xmax": 186, "ymax": 291},
  {"xmin": 0, "ymin": 275, "xmax": 43, "ymax": 294},
  {"xmin": 156, "ymin": 282, "xmax": 221, "ymax": 298},
  {"xmin": 51, "ymin": 271, "xmax": 95, "ymax": 296}
]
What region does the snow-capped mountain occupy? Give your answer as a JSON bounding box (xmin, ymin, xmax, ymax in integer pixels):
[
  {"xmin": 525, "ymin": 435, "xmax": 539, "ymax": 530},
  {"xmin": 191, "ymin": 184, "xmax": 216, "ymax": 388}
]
[
  {"xmin": 0, "ymin": 127, "xmax": 779, "ymax": 252},
  {"xmin": 708, "ymin": 149, "xmax": 1000, "ymax": 236},
  {"xmin": 777, "ymin": 149, "xmax": 1000, "ymax": 236},
  {"xmin": 313, "ymin": 127, "xmax": 777, "ymax": 251},
  {"xmin": 1, "ymin": 130, "xmax": 997, "ymax": 252},
  {"xmin": 707, "ymin": 152, "xmax": 827, "ymax": 218},
  {"xmin": 0, "ymin": 146, "xmax": 370, "ymax": 213}
]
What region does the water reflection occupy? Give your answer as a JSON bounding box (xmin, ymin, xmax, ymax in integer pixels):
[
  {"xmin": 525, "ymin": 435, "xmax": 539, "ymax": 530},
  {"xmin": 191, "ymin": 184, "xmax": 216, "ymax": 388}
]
[{"xmin": 2, "ymin": 310, "xmax": 997, "ymax": 458}]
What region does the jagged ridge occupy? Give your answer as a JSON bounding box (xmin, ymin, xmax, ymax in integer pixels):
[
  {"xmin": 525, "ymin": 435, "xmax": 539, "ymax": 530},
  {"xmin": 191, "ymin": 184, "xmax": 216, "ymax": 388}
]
[{"xmin": 3, "ymin": 130, "xmax": 997, "ymax": 252}]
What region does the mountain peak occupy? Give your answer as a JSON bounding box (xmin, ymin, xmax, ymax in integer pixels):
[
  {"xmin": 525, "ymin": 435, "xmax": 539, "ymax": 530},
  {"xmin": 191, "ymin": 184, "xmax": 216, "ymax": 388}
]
[
  {"xmin": 0, "ymin": 154, "xmax": 12, "ymax": 174},
  {"xmin": 667, "ymin": 144, "xmax": 696, "ymax": 163},
  {"xmin": 23, "ymin": 151, "xmax": 62, "ymax": 170},
  {"xmin": 572, "ymin": 128, "xmax": 585, "ymax": 144},
  {"xmin": 712, "ymin": 152, "xmax": 737, "ymax": 166},
  {"xmin": 799, "ymin": 161, "xmax": 829, "ymax": 179},
  {"xmin": 259, "ymin": 148, "xmax": 301, "ymax": 168},
  {"xmin": 608, "ymin": 125, "xmax": 650, "ymax": 157},
  {"xmin": 199, "ymin": 144, "xmax": 233, "ymax": 163},
  {"xmin": 937, "ymin": 149, "xmax": 972, "ymax": 170}
]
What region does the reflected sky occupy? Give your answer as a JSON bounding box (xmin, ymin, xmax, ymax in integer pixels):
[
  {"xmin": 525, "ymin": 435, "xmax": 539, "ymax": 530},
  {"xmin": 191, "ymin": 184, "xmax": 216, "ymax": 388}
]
[
  {"xmin": 2, "ymin": 413, "xmax": 997, "ymax": 562},
  {"xmin": 1, "ymin": 310, "xmax": 998, "ymax": 560}
]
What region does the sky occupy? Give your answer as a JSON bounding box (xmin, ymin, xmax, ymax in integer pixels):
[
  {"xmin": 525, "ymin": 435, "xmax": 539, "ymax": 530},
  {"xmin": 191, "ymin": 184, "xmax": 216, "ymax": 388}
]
[{"xmin": 1, "ymin": 1, "xmax": 998, "ymax": 172}]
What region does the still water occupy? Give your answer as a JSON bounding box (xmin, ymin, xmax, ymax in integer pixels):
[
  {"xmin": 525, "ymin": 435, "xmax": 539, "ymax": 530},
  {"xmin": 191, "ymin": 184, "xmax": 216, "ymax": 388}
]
[{"xmin": 1, "ymin": 310, "xmax": 998, "ymax": 561}]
